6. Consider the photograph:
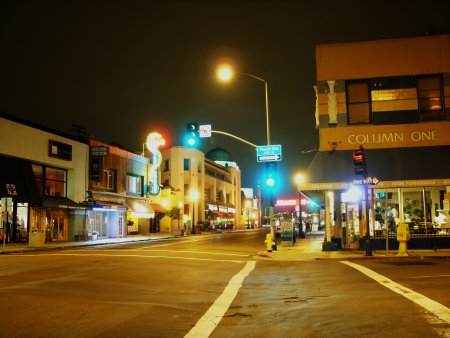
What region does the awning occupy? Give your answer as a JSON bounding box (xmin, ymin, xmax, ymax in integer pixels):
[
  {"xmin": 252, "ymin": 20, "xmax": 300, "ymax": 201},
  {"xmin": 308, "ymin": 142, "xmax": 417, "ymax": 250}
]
[
  {"xmin": 0, "ymin": 156, "xmax": 42, "ymax": 205},
  {"xmin": 302, "ymin": 146, "xmax": 450, "ymax": 190},
  {"xmin": 150, "ymin": 203, "xmax": 167, "ymax": 214},
  {"xmin": 93, "ymin": 200, "xmax": 127, "ymax": 211},
  {"xmin": 126, "ymin": 199, "xmax": 154, "ymax": 218},
  {"xmin": 42, "ymin": 195, "xmax": 87, "ymax": 209}
]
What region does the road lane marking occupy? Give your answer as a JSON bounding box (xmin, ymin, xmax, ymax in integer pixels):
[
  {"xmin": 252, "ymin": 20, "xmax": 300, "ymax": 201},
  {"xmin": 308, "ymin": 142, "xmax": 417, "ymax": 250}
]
[
  {"xmin": 341, "ymin": 261, "xmax": 450, "ymax": 325},
  {"xmin": 184, "ymin": 260, "xmax": 256, "ymax": 338},
  {"xmin": 408, "ymin": 274, "xmax": 450, "ymax": 279},
  {"xmin": 63, "ymin": 249, "xmax": 249, "ymax": 257},
  {"xmin": 16, "ymin": 253, "xmax": 243, "ymax": 264}
]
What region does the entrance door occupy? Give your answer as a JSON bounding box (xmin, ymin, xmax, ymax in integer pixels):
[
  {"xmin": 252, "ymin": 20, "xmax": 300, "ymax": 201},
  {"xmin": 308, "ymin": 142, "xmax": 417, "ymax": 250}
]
[
  {"xmin": 118, "ymin": 215, "xmax": 124, "ymax": 237},
  {"xmin": 346, "ymin": 204, "xmax": 360, "ymax": 248}
]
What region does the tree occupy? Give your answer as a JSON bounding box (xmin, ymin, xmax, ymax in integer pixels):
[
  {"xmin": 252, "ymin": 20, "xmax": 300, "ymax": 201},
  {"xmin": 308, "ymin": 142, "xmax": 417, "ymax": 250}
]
[{"xmin": 166, "ymin": 206, "xmax": 182, "ymax": 233}]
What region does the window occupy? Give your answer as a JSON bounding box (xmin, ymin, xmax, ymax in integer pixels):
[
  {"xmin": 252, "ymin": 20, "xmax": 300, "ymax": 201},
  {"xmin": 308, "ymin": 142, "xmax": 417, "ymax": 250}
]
[
  {"xmin": 105, "ymin": 169, "xmax": 116, "ymax": 191},
  {"xmin": 127, "ymin": 174, "xmax": 143, "ymax": 195},
  {"xmin": 32, "ymin": 164, "xmax": 67, "ymax": 197},
  {"xmin": 417, "ymin": 75, "xmax": 445, "ymax": 121},
  {"xmin": 163, "ymin": 159, "xmax": 169, "ymax": 172},
  {"xmin": 32, "ymin": 164, "xmax": 44, "ymax": 195},
  {"xmin": 346, "ymin": 80, "xmax": 371, "ymax": 124},
  {"xmin": 184, "ymin": 159, "xmax": 190, "ymax": 170}
]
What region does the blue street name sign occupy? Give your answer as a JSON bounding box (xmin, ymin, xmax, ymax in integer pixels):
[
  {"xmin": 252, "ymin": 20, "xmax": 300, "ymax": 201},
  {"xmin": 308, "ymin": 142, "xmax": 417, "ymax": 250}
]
[{"xmin": 257, "ymin": 144, "xmax": 282, "ymax": 162}]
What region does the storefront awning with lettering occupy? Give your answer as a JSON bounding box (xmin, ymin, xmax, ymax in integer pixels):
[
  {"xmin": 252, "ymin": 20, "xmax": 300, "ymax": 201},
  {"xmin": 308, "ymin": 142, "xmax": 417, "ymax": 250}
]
[
  {"xmin": 301, "ymin": 146, "xmax": 450, "ymax": 190},
  {"xmin": 0, "ymin": 155, "xmax": 42, "ymax": 205}
]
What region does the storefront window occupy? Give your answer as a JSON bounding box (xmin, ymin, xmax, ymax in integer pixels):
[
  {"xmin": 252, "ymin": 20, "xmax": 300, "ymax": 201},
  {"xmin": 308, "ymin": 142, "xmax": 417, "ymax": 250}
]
[
  {"xmin": 16, "ymin": 203, "xmax": 28, "ymax": 241},
  {"xmin": 373, "ymin": 186, "xmax": 446, "ymax": 236}
]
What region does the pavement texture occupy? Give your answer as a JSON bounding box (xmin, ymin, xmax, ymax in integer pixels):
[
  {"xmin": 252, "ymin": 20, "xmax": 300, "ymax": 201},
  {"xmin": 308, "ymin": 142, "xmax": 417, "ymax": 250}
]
[{"xmin": 1, "ymin": 230, "xmax": 449, "ymax": 261}]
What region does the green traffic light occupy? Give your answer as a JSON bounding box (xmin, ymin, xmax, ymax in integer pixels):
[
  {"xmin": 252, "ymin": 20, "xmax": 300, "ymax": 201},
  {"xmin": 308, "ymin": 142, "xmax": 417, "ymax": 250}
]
[
  {"xmin": 265, "ymin": 177, "xmax": 275, "ymax": 187},
  {"xmin": 187, "ymin": 136, "xmax": 196, "ymax": 146}
]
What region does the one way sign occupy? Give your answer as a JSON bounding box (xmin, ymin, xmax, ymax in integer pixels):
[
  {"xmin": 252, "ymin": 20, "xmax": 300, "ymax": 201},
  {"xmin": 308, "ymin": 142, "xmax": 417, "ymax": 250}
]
[{"xmin": 257, "ymin": 145, "xmax": 282, "ymax": 162}]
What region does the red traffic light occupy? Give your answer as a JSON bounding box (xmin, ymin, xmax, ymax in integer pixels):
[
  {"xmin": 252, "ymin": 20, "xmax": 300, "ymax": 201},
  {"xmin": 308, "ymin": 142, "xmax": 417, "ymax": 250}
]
[{"xmin": 352, "ymin": 147, "xmax": 367, "ymax": 177}]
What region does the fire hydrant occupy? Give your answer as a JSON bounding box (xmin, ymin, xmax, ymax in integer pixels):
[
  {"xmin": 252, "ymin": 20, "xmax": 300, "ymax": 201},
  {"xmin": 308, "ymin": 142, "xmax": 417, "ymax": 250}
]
[{"xmin": 265, "ymin": 233, "xmax": 273, "ymax": 252}]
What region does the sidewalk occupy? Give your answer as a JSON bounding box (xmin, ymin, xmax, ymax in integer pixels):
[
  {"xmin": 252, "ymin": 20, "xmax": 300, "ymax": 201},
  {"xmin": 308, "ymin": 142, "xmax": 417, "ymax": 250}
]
[
  {"xmin": 1, "ymin": 231, "xmax": 449, "ymax": 260},
  {"xmin": 263, "ymin": 234, "xmax": 450, "ymax": 261},
  {"xmin": 0, "ymin": 233, "xmax": 174, "ymax": 255}
]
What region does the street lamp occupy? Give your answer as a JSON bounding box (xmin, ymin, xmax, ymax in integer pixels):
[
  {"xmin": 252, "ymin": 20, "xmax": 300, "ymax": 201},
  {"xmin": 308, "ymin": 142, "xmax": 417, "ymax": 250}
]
[
  {"xmin": 189, "ymin": 189, "xmax": 199, "ymax": 235},
  {"xmin": 216, "ymin": 64, "xmax": 271, "ymax": 145},
  {"xmin": 217, "ymin": 63, "xmax": 274, "ymax": 237}
]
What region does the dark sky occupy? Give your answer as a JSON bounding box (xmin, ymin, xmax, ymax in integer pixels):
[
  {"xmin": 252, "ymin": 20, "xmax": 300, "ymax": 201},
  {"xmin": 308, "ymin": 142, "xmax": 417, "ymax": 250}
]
[{"xmin": 1, "ymin": 0, "xmax": 450, "ymax": 197}]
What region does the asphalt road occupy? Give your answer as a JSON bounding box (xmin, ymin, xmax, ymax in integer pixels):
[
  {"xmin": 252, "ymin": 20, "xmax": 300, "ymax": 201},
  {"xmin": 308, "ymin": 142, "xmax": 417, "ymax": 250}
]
[{"xmin": 0, "ymin": 231, "xmax": 448, "ymax": 338}]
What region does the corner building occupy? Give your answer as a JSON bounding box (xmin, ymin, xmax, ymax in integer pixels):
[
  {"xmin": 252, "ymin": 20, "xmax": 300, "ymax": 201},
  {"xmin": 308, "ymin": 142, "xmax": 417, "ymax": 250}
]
[
  {"xmin": 301, "ymin": 34, "xmax": 450, "ymax": 250},
  {"xmin": 161, "ymin": 146, "xmax": 242, "ymax": 230}
]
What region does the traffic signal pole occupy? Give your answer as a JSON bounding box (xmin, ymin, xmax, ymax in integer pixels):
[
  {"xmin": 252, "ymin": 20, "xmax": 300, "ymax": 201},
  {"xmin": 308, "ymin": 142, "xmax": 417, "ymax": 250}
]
[{"xmin": 352, "ymin": 146, "xmax": 372, "ymax": 256}]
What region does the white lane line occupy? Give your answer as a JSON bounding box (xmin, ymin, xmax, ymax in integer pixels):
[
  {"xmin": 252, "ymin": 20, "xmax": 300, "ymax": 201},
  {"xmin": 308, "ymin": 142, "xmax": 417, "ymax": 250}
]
[
  {"xmin": 408, "ymin": 274, "xmax": 450, "ymax": 279},
  {"xmin": 184, "ymin": 260, "xmax": 256, "ymax": 338},
  {"xmin": 341, "ymin": 261, "xmax": 450, "ymax": 325},
  {"xmin": 17, "ymin": 253, "xmax": 243, "ymax": 264},
  {"xmin": 63, "ymin": 249, "xmax": 249, "ymax": 257}
]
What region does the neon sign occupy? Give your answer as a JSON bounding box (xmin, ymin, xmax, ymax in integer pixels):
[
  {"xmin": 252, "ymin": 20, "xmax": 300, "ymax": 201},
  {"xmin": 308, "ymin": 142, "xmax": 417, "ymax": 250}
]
[{"xmin": 146, "ymin": 132, "xmax": 166, "ymax": 196}]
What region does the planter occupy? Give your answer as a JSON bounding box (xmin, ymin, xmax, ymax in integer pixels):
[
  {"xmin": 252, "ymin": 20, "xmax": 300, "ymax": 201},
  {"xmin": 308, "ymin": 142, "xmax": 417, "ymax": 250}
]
[
  {"xmin": 29, "ymin": 232, "xmax": 45, "ymax": 247},
  {"xmin": 322, "ymin": 243, "xmax": 338, "ymax": 251},
  {"xmin": 172, "ymin": 229, "xmax": 185, "ymax": 236}
]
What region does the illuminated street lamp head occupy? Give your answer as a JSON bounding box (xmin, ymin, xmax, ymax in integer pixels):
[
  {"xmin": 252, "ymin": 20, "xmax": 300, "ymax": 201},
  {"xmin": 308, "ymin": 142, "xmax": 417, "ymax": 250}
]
[
  {"xmin": 295, "ymin": 173, "xmax": 305, "ymax": 185},
  {"xmin": 189, "ymin": 190, "xmax": 199, "ymax": 201},
  {"xmin": 217, "ymin": 64, "xmax": 234, "ymax": 82}
]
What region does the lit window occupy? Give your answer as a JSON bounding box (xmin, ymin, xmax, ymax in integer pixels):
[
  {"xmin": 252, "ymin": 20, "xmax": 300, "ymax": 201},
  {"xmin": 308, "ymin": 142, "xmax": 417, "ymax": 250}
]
[
  {"xmin": 127, "ymin": 174, "xmax": 143, "ymax": 195},
  {"xmin": 346, "ymin": 80, "xmax": 371, "ymax": 124},
  {"xmin": 184, "ymin": 159, "xmax": 190, "ymax": 170},
  {"xmin": 417, "ymin": 75, "xmax": 445, "ymax": 121},
  {"xmin": 105, "ymin": 169, "xmax": 116, "ymax": 191}
]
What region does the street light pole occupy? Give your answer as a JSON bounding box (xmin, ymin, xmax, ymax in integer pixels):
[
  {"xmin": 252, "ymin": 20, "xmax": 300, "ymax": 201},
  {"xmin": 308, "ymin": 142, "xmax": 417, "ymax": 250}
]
[{"xmin": 217, "ymin": 65, "xmax": 273, "ymax": 236}]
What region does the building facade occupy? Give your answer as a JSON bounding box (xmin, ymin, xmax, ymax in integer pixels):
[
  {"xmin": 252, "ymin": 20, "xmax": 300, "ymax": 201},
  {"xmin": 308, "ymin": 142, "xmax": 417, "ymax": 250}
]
[
  {"xmin": 300, "ymin": 34, "xmax": 450, "ymax": 250},
  {"xmin": 0, "ymin": 112, "xmax": 89, "ymax": 244},
  {"xmin": 161, "ymin": 146, "xmax": 242, "ymax": 231},
  {"xmin": 88, "ymin": 139, "xmax": 167, "ymax": 239}
]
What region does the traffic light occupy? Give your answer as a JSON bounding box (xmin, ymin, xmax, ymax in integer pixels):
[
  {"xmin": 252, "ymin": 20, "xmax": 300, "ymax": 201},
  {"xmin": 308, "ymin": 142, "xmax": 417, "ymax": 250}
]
[
  {"xmin": 264, "ymin": 162, "xmax": 278, "ymax": 188},
  {"xmin": 352, "ymin": 146, "xmax": 367, "ymax": 177},
  {"xmin": 185, "ymin": 122, "xmax": 198, "ymax": 147}
]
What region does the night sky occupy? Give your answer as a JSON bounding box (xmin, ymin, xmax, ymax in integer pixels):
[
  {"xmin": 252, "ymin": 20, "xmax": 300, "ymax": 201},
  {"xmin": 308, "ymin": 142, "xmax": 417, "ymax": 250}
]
[{"xmin": 1, "ymin": 1, "xmax": 450, "ymax": 197}]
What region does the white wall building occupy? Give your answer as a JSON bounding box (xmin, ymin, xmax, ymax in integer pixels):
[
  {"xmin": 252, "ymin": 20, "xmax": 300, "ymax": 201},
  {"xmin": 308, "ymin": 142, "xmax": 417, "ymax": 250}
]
[{"xmin": 161, "ymin": 146, "xmax": 242, "ymax": 231}]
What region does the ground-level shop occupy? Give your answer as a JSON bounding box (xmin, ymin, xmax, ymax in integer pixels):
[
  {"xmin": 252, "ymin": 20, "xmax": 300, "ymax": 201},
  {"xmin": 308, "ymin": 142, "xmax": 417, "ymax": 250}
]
[
  {"xmin": 299, "ymin": 148, "xmax": 450, "ymax": 250},
  {"xmin": 0, "ymin": 155, "xmax": 87, "ymax": 244},
  {"xmin": 204, "ymin": 203, "xmax": 236, "ymax": 230}
]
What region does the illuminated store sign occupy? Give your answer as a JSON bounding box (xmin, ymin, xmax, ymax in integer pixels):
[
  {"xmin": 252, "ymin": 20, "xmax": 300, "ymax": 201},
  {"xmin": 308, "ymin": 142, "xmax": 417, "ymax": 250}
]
[
  {"xmin": 146, "ymin": 132, "xmax": 165, "ymax": 196},
  {"xmin": 320, "ymin": 121, "xmax": 450, "ymax": 151}
]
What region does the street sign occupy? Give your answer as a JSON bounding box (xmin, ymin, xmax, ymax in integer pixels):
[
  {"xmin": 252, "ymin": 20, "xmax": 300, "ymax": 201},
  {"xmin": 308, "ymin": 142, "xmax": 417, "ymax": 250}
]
[
  {"xmin": 199, "ymin": 124, "xmax": 211, "ymax": 138},
  {"xmin": 257, "ymin": 144, "xmax": 282, "ymax": 162},
  {"xmin": 353, "ymin": 176, "xmax": 379, "ymax": 185},
  {"xmin": 91, "ymin": 146, "xmax": 108, "ymax": 157}
]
